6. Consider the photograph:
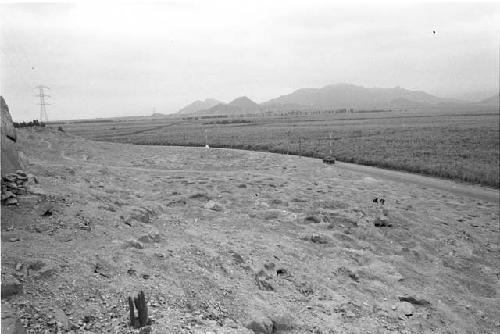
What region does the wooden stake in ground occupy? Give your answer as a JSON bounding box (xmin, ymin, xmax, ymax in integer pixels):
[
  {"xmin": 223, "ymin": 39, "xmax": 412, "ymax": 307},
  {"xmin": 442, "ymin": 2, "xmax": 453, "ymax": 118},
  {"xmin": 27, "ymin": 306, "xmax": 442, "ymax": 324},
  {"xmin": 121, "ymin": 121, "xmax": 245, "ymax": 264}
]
[
  {"xmin": 299, "ymin": 137, "xmax": 302, "ymax": 158},
  {"xmin": 128, "ymin": 291, "xmax": 150, "ymax": 328}
]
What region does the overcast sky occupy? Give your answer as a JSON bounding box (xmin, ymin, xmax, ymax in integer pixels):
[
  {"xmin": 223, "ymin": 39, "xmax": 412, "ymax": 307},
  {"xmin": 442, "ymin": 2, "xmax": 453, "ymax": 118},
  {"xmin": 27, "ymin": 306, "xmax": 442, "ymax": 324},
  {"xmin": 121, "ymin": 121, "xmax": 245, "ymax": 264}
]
[{"xmin": 0, "ymin": 1, "xmax": 499, "ymax": 121}]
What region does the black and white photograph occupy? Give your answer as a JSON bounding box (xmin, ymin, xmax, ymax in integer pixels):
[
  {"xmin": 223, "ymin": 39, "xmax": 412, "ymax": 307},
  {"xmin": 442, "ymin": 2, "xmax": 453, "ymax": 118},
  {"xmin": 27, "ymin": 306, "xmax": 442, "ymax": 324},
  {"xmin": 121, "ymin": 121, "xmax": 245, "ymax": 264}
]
[{"xmin": 1, "ymin": 1, "xmax": 499, "ymax": 333}]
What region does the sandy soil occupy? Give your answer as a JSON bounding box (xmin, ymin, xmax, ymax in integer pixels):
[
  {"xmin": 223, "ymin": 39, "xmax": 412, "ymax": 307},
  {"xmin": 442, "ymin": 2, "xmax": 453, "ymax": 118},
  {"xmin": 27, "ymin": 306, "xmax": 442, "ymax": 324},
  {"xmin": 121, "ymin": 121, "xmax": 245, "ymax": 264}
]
[{"xmin": 1, "ymin": 127, "xmax": 499, "ymax": 334}]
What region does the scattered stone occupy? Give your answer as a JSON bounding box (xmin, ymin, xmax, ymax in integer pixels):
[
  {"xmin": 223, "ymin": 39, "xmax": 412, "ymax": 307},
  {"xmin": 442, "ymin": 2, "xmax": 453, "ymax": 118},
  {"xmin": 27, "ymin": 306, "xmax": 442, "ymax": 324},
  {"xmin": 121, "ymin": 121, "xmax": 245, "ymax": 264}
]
[
  {"xmin": 27, "ymin": 260, "xmax": 46, "ymax": 271},
  {"xmin": 189, "ymin": 193, "xmax": 212, "ymax": 201},
  {"xmin": 264, "ymin": 262, "xmax": 275, "ymax": 270},
  {"xmin": 1, "ymin": 304, "xmax": 26, "ymax": 334},
  {"xmin": 1, "ymin": 274, "xmax": 23, "ymax": 298},
  {"xmin": 130, "ymin": 208, "xmax": 154, "ymax": 224},
  {"xmin": 2, "ymin": 190, "xmax": 14, "ymax": 199},
  {"xmin": 255, "ymin": 270, "xmax": 274, "ymax": 291},
  {"xmin": 42, "ymin": 208, "xmax": 53, "ymax": 216},
  {"xmin": 398, "ymin": 296, "xmax": 430, "ymax": 306},
  {"xmin": 271, "ymin": 313, "xmax": 293, "ymax": 331},
  {"xmin": 53, "ymin": 308, "xmax": 70, "ymax": 330},
  {"xmin": 374, "ymin": 216, "xmax": 392, "ymax": 227},
  {"xmin": 302, "ymin": 234, "xmax": 329, "ymax": 244},
  {"xmin": 139, "ymin": 326, "xmax": 152, "ymax": 334},
  {"xmin": 204, "ymin": 200, "xmax": 223, "ymax": 211},
  {"xmin": 28, "ymin": 187, "xmax": 46, "ymax": 196},
  {"xmin": 33, "ymin": 265, "xmax": 57, "ymax": 280},
  {"xmin": 78, "ymin": 222, "xmax": 92, "ymax": 232},
  {"xmin": 310, "ymin": 234, "xmax": 328, "ymax": 244},
  {"xmin": 15, "ymin": 170, "xmax": 27, "ymax": 177},
  {"xmin": 245, "ymin": 313, "xmax": 274, "ymax": 334},
  {"xmin": 337, "ymin": 267, "xmax": 360, "ymax": 282},
  {"xmin": 94, "ymin": 262, "xmax": 112, "ymax": 278},
  {"xmin": 38, "ymin": 204, "xmax": 54, "ymax": 216},
  {"xmin": 296, "ymin": 282, "xmax": 314, "ymax": 296},
  {"xmin": 26, "ymin": 173, "xmax": 38, "ymax": 184},
  {"xmin": 304, "ymin": 215, "xmax": 321, "ymax": 224},
  {"xmin": 124, "ymin": 239, "xmax": 145, "ymax": 249},
  {"xmin": 396, "ymin": 302, "xmax": 415, "ymax": 316},
  {"xmin": 345, "ymin": 311, "xmax": 355, "ymax": 318},
  {"xmin": 4, "ymin": 197, "xmax": 18, "ymax": 206},
  {"xmin": 9, "ymin": 237, "xmax": 19, "ymax": 242},
  {"xmin": 232, "ymin": 253, "xmax": 245, "ymax": 264},
  {"xmin": 138, "ymin": 231, "xmax": 161, "ymax": 243},
  {"xmin": 15, "ymin": 263, "xmax": 22, "ymax": 271},
  {"xmin": 262, "ymin": 209, "xmax": 281, "ymax": 220},
  {"xmin": 276, "ymin": 268, "xmax": 288, "ymax": 277}
]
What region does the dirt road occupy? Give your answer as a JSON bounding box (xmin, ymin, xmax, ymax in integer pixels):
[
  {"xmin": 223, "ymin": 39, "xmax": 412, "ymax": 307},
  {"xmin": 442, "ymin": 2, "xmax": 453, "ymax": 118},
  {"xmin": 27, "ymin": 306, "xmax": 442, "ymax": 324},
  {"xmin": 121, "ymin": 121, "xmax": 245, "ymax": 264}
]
[
  {"xmin": 2, "ymin": 128, "xmax": 499, "ymax": 334},
  {"xmin": 334, "ymin": 161, "xmax": 499, "ymax": 203}
]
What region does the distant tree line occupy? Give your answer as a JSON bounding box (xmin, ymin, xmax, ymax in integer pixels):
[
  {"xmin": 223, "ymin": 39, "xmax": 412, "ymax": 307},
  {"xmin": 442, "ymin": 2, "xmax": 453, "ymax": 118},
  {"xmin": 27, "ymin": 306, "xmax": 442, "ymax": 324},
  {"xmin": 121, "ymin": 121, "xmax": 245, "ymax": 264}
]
[{"xmin": 13, "ymin": 120, "xmax": 46, "ymax": 128}]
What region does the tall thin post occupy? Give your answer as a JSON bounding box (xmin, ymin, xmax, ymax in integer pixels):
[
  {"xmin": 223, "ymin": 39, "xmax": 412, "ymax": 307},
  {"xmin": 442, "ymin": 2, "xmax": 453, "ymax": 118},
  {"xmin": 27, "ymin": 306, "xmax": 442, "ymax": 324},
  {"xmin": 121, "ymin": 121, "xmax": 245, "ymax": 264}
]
[
  {"xmin": 35, "ymin": 85, "xmax": 50, "ymax": 122},
  {"xmin": 298, "ymin": 137, "xmax": 302, "ymax": 158},
  {"xmin": 329, "ymin": 132, "xmax": 332, "ymax": 156}
]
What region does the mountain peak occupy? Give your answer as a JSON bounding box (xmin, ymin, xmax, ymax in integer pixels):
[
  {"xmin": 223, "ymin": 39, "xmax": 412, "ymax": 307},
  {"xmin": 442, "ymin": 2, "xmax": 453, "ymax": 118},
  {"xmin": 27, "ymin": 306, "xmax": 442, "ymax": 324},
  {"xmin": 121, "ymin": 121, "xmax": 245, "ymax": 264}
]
[{"xmin": 229, "ymin": 96, "xmax": 258, "ymax": 105}]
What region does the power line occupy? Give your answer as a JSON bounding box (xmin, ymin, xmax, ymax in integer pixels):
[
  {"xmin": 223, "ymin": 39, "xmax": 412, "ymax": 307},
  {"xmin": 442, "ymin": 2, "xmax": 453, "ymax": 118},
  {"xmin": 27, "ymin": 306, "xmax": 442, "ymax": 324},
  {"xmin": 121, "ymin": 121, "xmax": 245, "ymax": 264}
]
[{"xmin": 35, "ymin": 85, "xmax": 50, "ymax": 122}]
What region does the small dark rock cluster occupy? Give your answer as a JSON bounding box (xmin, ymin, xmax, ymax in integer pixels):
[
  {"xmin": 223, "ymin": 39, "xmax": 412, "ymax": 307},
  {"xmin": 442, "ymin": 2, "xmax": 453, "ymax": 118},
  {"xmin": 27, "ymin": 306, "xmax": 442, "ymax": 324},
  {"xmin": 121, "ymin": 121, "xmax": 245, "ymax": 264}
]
[{"xmin": 1, "ymin": 170, "xmax": 38, "ymax": 205}]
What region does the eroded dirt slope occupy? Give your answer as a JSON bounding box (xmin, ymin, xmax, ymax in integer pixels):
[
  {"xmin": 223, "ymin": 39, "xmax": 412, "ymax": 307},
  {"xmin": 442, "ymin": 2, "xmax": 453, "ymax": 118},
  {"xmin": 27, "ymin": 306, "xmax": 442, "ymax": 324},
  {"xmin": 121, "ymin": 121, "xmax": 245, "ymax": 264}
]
[{"xmin": 2, "ymin": 127, "xmax": 499, "ymax": 334}]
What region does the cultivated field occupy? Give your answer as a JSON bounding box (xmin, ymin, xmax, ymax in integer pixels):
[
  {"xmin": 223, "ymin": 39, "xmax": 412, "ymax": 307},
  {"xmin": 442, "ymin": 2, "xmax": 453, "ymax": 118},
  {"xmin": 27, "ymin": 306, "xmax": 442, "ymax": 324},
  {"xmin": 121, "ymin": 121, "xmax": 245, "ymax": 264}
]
[{"xmin": 59, "ymin": 108, "xmax": 500, "ymax": 188}]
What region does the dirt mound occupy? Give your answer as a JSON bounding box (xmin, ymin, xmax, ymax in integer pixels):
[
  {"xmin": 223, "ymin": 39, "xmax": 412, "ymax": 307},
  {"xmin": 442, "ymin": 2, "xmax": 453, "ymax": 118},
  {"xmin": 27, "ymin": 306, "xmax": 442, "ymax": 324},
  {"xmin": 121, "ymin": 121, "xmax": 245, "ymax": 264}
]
[{"xmin": 1, "ymin": 96, "xmax": 22, "ymax": 175}]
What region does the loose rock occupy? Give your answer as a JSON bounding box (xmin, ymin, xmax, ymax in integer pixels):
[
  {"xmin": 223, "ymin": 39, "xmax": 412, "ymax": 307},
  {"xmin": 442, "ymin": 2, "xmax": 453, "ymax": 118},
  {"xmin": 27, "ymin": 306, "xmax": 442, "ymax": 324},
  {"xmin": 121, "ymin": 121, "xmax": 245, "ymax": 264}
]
[
  {"xmin": 1, "ymin": 304, "xmax": 26, "ymax": 334},
  {"xmin": 124, "ymin": 239, "xmax": 145, "ymax": 249},
  {"xmin": 204, "ymin": 200, "xmax": 223, "ymax": 211},
  {"xmin": 255, "ymin": 270, "xmax": 274, "ymax": 291},
  {"xmin": 398, "ymin": 295, "xmax": 430, "ymax": 306},
  {"xmin": 304, "ymin": 215, "xmax": 321, "ymax": 224},
  {"xmin": 396, "ymin": 302, "xmax": 415, "ymax": 316},
  {"xmin": 53, "ymin": 308, "xmax": 70, "ymax": 330},
  {"xmin": 1, "ymin": 274, "xmax": 23, "ymax": 298},
  {"xmin": 245, "ymin": 313, "xmax": 273, "ymax": 334}
]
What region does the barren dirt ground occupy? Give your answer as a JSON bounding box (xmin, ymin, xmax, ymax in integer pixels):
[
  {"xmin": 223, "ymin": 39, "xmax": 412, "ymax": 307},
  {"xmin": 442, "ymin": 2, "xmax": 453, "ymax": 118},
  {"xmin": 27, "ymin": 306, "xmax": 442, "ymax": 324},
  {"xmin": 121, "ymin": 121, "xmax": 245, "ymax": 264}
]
[{"xmin": 2, "ymin": 127, "xmax": 499, "ymax": 334}]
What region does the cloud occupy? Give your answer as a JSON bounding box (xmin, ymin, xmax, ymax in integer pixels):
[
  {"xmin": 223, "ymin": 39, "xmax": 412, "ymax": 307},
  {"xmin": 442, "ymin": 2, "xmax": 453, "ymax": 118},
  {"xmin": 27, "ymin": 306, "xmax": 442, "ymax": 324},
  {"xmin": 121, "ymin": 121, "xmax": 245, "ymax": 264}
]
[{"xmin": 0, "ymin": 1, "xmax": 498, "ymax": 120}]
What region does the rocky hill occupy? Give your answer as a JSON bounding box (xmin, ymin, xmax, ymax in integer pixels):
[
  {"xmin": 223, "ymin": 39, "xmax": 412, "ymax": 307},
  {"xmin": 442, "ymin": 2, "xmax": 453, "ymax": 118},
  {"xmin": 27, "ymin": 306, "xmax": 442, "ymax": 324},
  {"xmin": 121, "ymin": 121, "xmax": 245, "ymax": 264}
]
[
  {"xmin": 178, "ymin": 98, "xmax": 223, "ymax": 114},
  {"xmin": 196, "ymin": 96, "xmax": 261, "ymax": 116},
  {"xmin": 263, "ymin": 83, "xmax": 457, "ymax": 110}
]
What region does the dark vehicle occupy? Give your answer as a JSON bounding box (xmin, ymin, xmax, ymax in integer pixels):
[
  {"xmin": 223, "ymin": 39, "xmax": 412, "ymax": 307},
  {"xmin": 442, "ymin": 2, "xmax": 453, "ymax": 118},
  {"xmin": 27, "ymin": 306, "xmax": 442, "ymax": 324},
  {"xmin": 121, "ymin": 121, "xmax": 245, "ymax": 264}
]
[{"xmin": 323, "ymin": 156, "xmax": 335, "ymax": 165}]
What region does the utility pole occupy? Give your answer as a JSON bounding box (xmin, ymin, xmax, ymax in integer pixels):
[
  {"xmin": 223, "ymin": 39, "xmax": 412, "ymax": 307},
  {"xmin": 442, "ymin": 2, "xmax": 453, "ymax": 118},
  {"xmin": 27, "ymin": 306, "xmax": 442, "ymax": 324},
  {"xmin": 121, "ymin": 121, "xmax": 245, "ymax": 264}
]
[
  {"xmin": 329, "ymin": 132, "xmax": 332, "ymax": 156},
  {"xmin": 298, "ymin": 137, "xmax": 302, "ymax": 158},
  {"xmin": 35, "ymin": 85, "xmax": 50, "ymax": 122}
]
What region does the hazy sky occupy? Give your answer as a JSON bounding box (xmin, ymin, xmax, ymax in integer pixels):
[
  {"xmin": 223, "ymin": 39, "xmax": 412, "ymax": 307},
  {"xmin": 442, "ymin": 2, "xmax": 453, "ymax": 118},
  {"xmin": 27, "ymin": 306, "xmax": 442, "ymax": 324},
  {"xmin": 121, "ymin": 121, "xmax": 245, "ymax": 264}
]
[{"xmin": 1, "ymin": 1, "xmax": 499, "ymax": 121}]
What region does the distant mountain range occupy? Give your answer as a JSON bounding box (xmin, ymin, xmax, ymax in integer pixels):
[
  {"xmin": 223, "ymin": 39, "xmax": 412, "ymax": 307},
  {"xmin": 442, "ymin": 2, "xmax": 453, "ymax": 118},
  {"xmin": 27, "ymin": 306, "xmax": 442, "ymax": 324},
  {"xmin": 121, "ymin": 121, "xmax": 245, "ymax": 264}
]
[
  {"xmin": 177, "ymin": 84, "xmax": 499, "ymax": 116},
  {"xmin": 196, "ymin": 96, "xmax": 260, "ymax": 116}
]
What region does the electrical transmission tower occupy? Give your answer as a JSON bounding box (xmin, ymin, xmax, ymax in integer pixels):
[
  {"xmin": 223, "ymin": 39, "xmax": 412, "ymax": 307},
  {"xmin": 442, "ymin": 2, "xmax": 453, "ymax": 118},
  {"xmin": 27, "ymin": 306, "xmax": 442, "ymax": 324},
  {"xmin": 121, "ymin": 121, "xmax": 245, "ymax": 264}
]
[{"xmin": 35, "ymin": 85, "xmax": 50, "ymax": 122}]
